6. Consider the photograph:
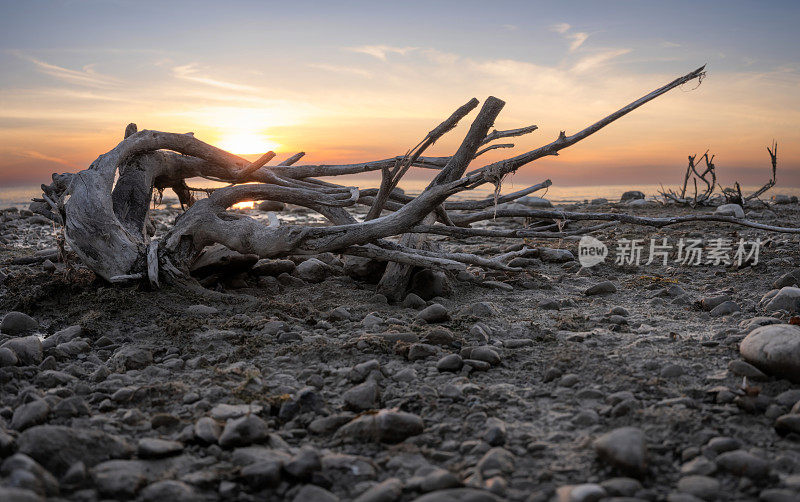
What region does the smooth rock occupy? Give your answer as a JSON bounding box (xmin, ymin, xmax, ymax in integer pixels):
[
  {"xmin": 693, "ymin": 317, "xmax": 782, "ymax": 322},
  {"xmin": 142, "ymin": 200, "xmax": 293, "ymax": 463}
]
[
  {"xmin": 715, "ymin": 204, "xmax": 745, "ymax": 218},
  {"xmin": 437, "ymin": 354, "xmax": 463, "ymax": 372},
  {"xmin": 0, "ymin": 312, "xmax": 38, "ymax": 335},
  {"xmin": 715, "ymin": 450, "xmax": 769, "ymax": 478},
  {"xmin": 710, "ymin": 300, "xmax": 740, "ymax": 317},
  {"xmin": 295, "ymin": 258, "xmax": 334, "ymax": 283},
  {"xmin": 140, "ymin": 480, "xmax": 196, "ymax": 502},
  {"xmin": 740, "ymin": 324, "xmax": 800, "ymax": 382},
  {"xmin": 17, "ymin": 425, "xmax": 133, "ymax": 475},
  {"xmin": 343, "ymin": 381, "xmax": 380, "ymax": 411},
  {"xmin": 219, "ymin": 415, "xmax": 270, "ymax": 447},
  {"xmin": 418, "ymin": 304, "xmax": 450, "ymax": 323},
  {"xmin": 137, "ymin": 438, "xmax": 183, "ymax": 458},
  {"xmin": 764, "ymin": 287, "xmax": 800, "ymax": 313},
  {"xmin": 620, "ymin": 190, "xmax": 645, "ymax": 202},
  {"xmin": 1, "ymin": 336, "xmax": 42, "ymax": 366},
  {"xmin": 110, "ymin": 346, "xmax": 153, "ymax": 372},
  {"xmin": 293, "ymin": 485, "xmax": 339, "ymax": 502},
  {"xmin": 594, "ymin": 427, "xmax": 647, "ymax": 475},
  {"xmin": 337, "ymin": 409, "xmax": 424, "ymax": 443},
  {"xmin": 194, "ymin": 417, "xmax": 222, "ymax": 443},
  {"xmin": 353, "ymin": 477, "xmax": 403, "ymax": 502},
  {"xmin": 585, "ymin": 281, "xmax": 617, "ymax": 296},
  {"xmin": 11, "ymin": 400, "xmax": 50, "ymax": 431},
  {"xmin": 0, "ymin": 347, "xmax": 19, "ymax": 367}
]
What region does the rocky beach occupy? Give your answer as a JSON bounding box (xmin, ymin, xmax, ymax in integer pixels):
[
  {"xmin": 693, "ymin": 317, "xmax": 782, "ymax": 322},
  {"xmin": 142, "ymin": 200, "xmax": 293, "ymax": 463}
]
[{"xmin": 1, "ymin": 194, "xmax": 800, "ymax": 501}]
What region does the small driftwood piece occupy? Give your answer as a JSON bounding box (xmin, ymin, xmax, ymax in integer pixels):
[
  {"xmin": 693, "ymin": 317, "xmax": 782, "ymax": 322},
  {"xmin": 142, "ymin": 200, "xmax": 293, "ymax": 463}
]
[{"xmin": 660, "ymin": 142, "xmax": 778, "ymax": 206}]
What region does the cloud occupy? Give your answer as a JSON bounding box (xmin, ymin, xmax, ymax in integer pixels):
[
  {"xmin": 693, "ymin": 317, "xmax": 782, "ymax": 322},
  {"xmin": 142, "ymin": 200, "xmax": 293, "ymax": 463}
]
[
  {"xmin": 347, "ymin": 45, "xmax": 417, "ymax": 61},
  {"xmin": 172, "ymin": 63, "xmax": 258, "ymax": 92},
  {"xmin": 13, "ymin": 52, "xmax": 120, "ymax": 88},
  {"xmin": 14, "ymin": 149, "xmax": 77, "ymax": 168},
  {"xmin": 568, "ymin": 32, "xmax": 589, "ymax": 52},
  {"xmin": 501, "ymin": 24, "xmax": 518, "ymax": 31},
  {"xmin": 550, "ymin": 23, "xmax": 589, "ymax": 52},
  {"xmin": 660, "ymin": 41, "xmax": 681, "ymax": 48},
  {"xmin": 571, "ymin": 49, "xmax": 632, "ymax": 73},
  {"xmin": 308, "ymin": 63, "xmax": 373, "ymax": 78}
]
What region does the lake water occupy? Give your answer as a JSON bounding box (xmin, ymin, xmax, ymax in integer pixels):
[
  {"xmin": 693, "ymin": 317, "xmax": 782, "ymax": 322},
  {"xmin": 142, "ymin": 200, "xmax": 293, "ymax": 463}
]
[{"xmin": 3, "ymin": 181, "xmax": 800, "ymax": 210}]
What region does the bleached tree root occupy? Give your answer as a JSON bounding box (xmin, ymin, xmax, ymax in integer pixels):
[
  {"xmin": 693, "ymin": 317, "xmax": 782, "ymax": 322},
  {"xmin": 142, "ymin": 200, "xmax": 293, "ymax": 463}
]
[{"xmin": 33, "ymin": 65, "xmax": 789, "ymax": 299}]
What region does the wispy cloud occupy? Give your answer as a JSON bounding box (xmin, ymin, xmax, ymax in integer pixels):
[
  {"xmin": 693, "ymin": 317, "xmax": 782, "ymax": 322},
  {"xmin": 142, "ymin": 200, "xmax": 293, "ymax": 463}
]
[
  {"xmin": 501, "ymin": 24, "xmax": 518, "ymax": 32},
  {"xmin": 347, "ymin": 45, "xmax": 417, "ymax": 61},
  {"xmin": 308, "ymin": 63, "xmax": 373, "ymax": 78},
  {"xmin": 172, "ymin": 63, "xmax": 258, "ymax": 92},
  {"xmin": 551, "ymin": 23, "xmax": 571, "ymax": 34},
  {"xmin": 12, "ymin": 52, "xmax": 121, "ymax": 88},
  {"xmin": 14, "ymin": 149, "xmax": 78, "ymax": 168},
  {"xmin": 550, "ymin": 23, "xmax": 589, "ymax": 52},
  {"xmin": 661, "ymin": 41, "xmax": 681, "ymax": 48},
  {"xmin": 571, "ymin": 49, "xmax": 632, "ymax": 73}
]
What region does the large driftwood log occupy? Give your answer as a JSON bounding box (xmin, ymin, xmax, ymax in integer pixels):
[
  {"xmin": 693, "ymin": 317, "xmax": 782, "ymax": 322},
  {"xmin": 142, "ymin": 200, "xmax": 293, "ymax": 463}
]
[{"xmin": 33, "ymin": 65, "xmax": 791, "ymax": 297}]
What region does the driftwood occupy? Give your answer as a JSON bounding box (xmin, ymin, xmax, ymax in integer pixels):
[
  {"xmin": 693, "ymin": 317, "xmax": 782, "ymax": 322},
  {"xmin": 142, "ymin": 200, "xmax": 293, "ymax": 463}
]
[
  {"xmin": 660, "ymin": 142, "xmax": 778, "ymax": 206},
  {"xmin": 31, "ymin": 65, "xmax": 791, "ymax": 298}
]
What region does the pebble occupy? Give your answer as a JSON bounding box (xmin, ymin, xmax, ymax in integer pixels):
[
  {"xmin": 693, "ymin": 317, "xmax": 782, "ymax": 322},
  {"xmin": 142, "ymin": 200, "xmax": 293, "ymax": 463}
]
[
  {"xmin": 343, "ymin": 381, "xmax": 380, "ymax": 411},
  {"xmin": 437, "ymin": 354, "xmax": 463, "ymax": 372},
  {"xmin": 715, "ymin": 203, "xmax": 745, "ymax": 219},
  {"xmin": 727, "ymin": 360, "xmax": 767, "ymax": 379},
  {"xmin": 676, "ymin": 475, "xmax": 720, "ymax": 500},
  {"xmin": 11, "ymin": 400, "xmax": 50, "ymax": 431},
  {"xmin": 353, "ymin": 478, "xmax": 403, "ymax": 502},
  {"xmin": 91, "ymin": 459, "xmax": 147, "ymax": 498},
  {"xmin": 740, "ymin": 324, "xmax": 800, "ymax": 382},
  {"xmin": 483, "ymin": 418, "xmax": 507, "ymax": 446},
  {"xmin": 476, "ymin": 447, "xmax": 515, "ymax": 477},
  {"xmin": 140, "ymin": 480, "xmax": 196, "ymax": 502},
  {"xmin": 555, "ymin": 483, "xmax": 607, "ymax": 502},
  {"xmin": 540, "ymin": 248, "xmax": 575, "ymax": 263},
  {"xmin": 402, "ymin": 293, "xmax": 427, "ymax": 309},
  {"xmin": 17, "ymin": 425, "xmax": 133, "ymax": 476},
  {"xmin": 285, "ymin": 445, "xmax": 321, "ymax": 480},
  {"xmin": 137, "ymin": 438, "xmax": 183, "ymax": 458},
  {"xmin": 294, "ymin": 258, "xmax": 334, "ymax": 283},
  {"xmin": 593, "ymin": 427, "xmax": 647, "ymax": 475},
  {"xmin": 0, "ymin": 312, "xmax": 39, "ymax": 335},
  {"xmin": 0, "ymin": 347, "xmax": 18, "ymax": 367},
  {"xmin": 336, "ymin": 409, "xmax": 424, "ymax": 443},
  {"xmin": 585, "ymin": 281, "xmax": 617, "ymax": 295},
  {"xmin": 218, "ymin": 415, "xmax": 270, "ymax": 447},
  {"xmin": 762, "ymin": 287, "xmax": 800, "ymax": 313},
  {"xmin": 293, "ymin": 484, "xmax": 340, "ymax": 502},
  {"xmin": 194, "ymin": 417, "xmax": 222, "ymax": 443},
  {"xmin": 417, "ymin": 304, "xmax": 450, "ymax": 323},
  {"xmin": 709, "ymin": 300, "xmax": 740, "ymax": 317},
  {"xmin": 241, "ymin": 459, "xmax": 282, "ymax": 488},
  {"xmin": 600, "ymin": 477, "xmax": 642, "ymax": 497},
  {"xmin": 110, "ymin": 346, "xmax": 153, "ymax": 371},
  {"xmin": 774, "ymin": 414, "xmax": 800, "ymax": 436},
  {"xmin": 714, "ymin": 449, "xmax": 769, "ymax": 478},
  {"xmin": 468, "ymin": 346, "xmax": 501, "ymax": 366},
  {"xmin": 408, "ymin": 343, "xmax": 439, "ymax": 361},
  {"xmin": 1, "ymin": 336, "xmax": 42, "ymax": 365}
]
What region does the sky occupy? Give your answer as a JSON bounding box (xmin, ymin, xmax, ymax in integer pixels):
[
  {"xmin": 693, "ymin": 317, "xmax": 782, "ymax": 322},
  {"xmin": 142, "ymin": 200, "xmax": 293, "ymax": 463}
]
[{"xmin": 0, "ymin": 0, "xmax": 798, "ymax": 191}]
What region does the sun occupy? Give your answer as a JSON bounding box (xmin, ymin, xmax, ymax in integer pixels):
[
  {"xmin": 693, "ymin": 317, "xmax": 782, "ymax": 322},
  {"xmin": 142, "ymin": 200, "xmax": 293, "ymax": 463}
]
[{"xmin": 216, "ymin": 132, "xmax": 280, "ymax": 155}]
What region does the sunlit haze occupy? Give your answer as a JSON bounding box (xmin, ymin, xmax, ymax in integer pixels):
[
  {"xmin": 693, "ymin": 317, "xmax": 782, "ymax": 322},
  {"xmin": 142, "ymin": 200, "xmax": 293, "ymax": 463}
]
[{"xmin": 1, "ymin": 0, "xmax": 798, "ymax": 191}]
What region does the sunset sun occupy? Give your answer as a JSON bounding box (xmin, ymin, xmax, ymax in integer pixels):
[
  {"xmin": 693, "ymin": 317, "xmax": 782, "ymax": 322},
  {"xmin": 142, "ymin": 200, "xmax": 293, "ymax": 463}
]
[{"xmin": 216, "ymin": 132, "xmax": 280, "ymax": 155}]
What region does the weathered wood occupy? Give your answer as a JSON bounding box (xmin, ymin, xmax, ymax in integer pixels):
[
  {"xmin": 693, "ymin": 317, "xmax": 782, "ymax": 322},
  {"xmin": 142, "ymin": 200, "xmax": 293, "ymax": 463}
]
[{"xmin": 36, "ymin": 65, "xmax": 738, "ymax": 296}]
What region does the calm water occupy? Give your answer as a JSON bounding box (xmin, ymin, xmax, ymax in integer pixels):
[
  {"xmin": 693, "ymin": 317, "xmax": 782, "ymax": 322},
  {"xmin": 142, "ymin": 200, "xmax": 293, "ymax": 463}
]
[{"xmin": 3, "ymin": 181, "xmax": 800, "ymax": 210}]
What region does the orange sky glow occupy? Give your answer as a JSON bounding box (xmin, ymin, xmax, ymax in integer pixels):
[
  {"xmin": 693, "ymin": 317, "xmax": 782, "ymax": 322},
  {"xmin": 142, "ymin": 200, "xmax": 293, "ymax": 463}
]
[{"xmin": 1, "ymin": 1, "xmax": 798, "ymax": 193}]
